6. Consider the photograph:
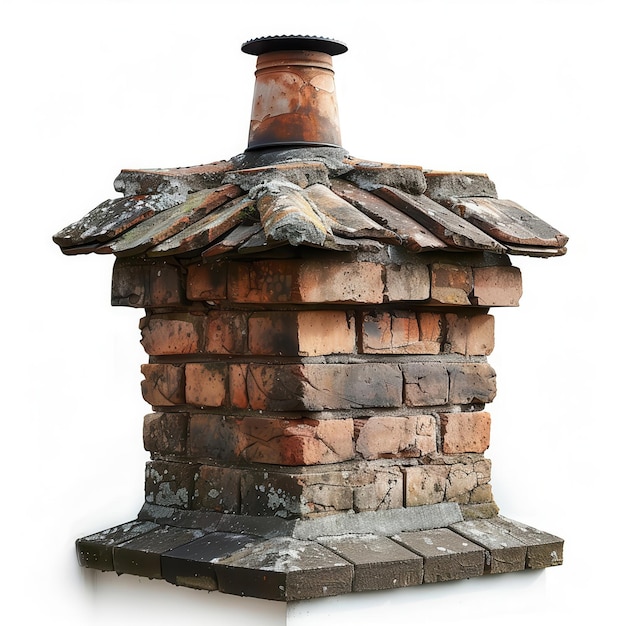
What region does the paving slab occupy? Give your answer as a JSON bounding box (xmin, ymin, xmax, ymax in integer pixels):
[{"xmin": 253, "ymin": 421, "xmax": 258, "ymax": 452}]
[
  {"xmin": 393, "ymin": 527, "xmax": 485, "ymax": 582},
  {"xmin": 76, "ymin": 520, "xmax": 159, "ymax": 571},
  {"xmin": 319, "ymin": 534, "xmax": 423, "ymax": 592},
  {"xmin": 450, "ymin": 517, "xmax": 527, "ymax": 574},
  {"xmin": 113, "ymin": 526, "xmax": 205, "ymax": 579},
  {"xmin": 214, "ymin": 537, "xmax": 353, "ymax": 601},
  {"xmin": 162, "ymin": 532, "xmax": 260, "ymax": 590}
]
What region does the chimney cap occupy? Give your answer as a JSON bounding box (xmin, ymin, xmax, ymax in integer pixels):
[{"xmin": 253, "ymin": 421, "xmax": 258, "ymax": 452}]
[{"xmin": 241, "ymin": 35, "xmax": 348, "ymax": 57}]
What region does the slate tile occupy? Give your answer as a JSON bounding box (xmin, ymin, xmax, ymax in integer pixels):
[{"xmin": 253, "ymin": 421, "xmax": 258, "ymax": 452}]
[
  {"xmin": 161, "ymin": 532, "xmax": 260, "ymax": 590},
  {"xmin": 214, "ymin": 537, "xmax": 353, "ymax": 601},
  {"xmin": 393, "ymin": 527, "xmax": 485, "ymax": 583},
  {"xmin": 76, "ymin": 520, "xmax": 159, "ymax": 571},
  {"xmin": 113, "ymin": 526, "xmax": 205, "ymax": 579},
  {"xmin": 450, "ymin": 518, "xmax": 527, "ymax": 574},
  {"xmin": 319, "ymin": 534, "xmax": 423, "ymax": 592}
]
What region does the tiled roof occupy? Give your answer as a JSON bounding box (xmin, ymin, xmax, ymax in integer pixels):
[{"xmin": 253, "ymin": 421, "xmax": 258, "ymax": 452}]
[{"xmin": 53, "ymin": 147, "xmax": 567, "ymax": 259}]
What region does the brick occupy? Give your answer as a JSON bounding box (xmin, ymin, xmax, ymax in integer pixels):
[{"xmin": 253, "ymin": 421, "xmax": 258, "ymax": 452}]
[
  {"xmin": 141, "ymin": 363, "xmax": 185, "ymax": 406},
  {"xmin": 144, "ymin": 460, "xmax": 197, "ymax": 509},
  {"xmin": 418, "ymin": 312, "xmax": 443, "ymax": 353},
  {"xmin": 205, "ymin": 311, "xmax": 248, "ymax": 354},
  {"xmin": 447, "ymin": 363, "xmax": 496, "ymax": 404},
  {"xmin": 404, "ymin": 465, "xmax": 449, "ymax": 506},
  {"xmin": 185, "ymin": 363, "xmax": 228, "ymax": 407},
  {"xmin": 189, "ymin": 414, "xmax": 354, "ymax": 466},
  {"xmin": 352, "ymin": 464, "xmax": 404, "ymax": 513},
  {"xmin": 228, "ymin": 363, "xmax": 248, "ymax": 408},
  {"xmin": 112, "ymin": 258, "xmax": 186, "ymax": 307},
  {"xmin": 240, "ymin": 468, "xmax": 353, "ymax": 518},
  {"xmin": 402, "ymin": 362, "xmax": 449, "ymax": 407},
  {"xmin": 186, "ymin": 260, "xmax": 228, "ymax": 301},
  {"xmin": 430, "ymin": 263, "xmax": 473, "ymax": 305},
  {"xmin": 445, "ymin": 313, "xmax": 495, "ymax": 356},
  {"xmin": 445, "ymin": 464, "xmax": 479, "ymax": 503},
  {"xmin": 248, "ymin": 311, "xmax": 299, "ymax": 355},
  {"xmin": 229, "ymin": 259, "xmax": 386, "ymax": 304},
  {"xmin": 440, "ymin": 411, "xmax": 491, "ymax": 454},
  {"xmin": 384, "ymin": 263, "xmax": 430, "ymax": 301},
  {"xmin": 472, "ymin": 265, "xmax": 522, "ymax": 306},
  {"xmin": 297, "ymin": 310, "xmax": 356, "ymax": 356},
  {"xmin": 361, "ymin": 311, "xmax": 433, "ymax": 354},
  {"xmin": 143, "ymin": 412, "xmax": 188, "ymax": 455},
  {"xmin": 246, "ymin": 363, "xmax": 403, "ymax": 411},
  {"xmin": 356, "ymin": 415, "xmax": 436, "ymax": 460},
  {"xmin": 193, "ymin": 465, "xmax": 242, "ymax": 514},
  {"xmin": 140, "ymin": 314, "xmax": 201, "ymax": 355}
]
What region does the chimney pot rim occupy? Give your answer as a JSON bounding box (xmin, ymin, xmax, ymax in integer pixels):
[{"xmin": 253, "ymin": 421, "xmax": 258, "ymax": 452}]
[{"xmin": 241, "ymin": 35, "xmax": 348, "ymax": 57}]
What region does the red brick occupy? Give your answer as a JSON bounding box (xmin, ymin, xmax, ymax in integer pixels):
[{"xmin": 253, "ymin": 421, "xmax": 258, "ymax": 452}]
[
  {"xmin": 141, "ymin": 363, "xmax": 185, "ymax": 406},
  {"xmin": 297, "ymin": 310, "xmax": 356, "ymax": 356},
  {"xmin": 472, "ymin": 265, "xmax": 522, "ymax": 306},
  {"xmin": 447, "ymin": 363, "xmax": 496, "ymax": 404},
  {"xmin": 402, "ymin": 362, "xmax": 449, "ymax": 407},
  {"xmin": 186, "ymin": 260, "xmax": 228, "ymax": 301},
  {"xmin": 143, "ymin": 412, "xmax": 188, "ymax": 455},
  {"xmin": 418, "ymin": 312, "xmax": 443, "ymax": 345},
  {"xmin": 440, "ymin": 411, "xmax": 491, "ymax": 453},
  {"xmin": 205, "ymin": 311, "xmax": 248, "ymax": 354},
  {"xmin": 140, "ymin": 314, "xmax": 201, "ymax": 355},
  {"xmin": 356, "ymin": 415, "xmax": 436, "ymax": 460},
  {"xmin": 445, "ymin": 313, "xmax": 495, "ymax": 356},
  {"xmin": 228, "ymin": 259, "xmax": 385, "ymax": 304},
  {"xmin": 430, "ymin": 263, "xmax": 473, "ymax": 305},
  {"xmin": 361, "ymin": 312, "xmax": 427, "ymax": 354},
  {"xmin": 229, "ymin": 363, "xmax": 249, "ymax": 409},
  {"xmin": 185, "ymin": 363, "xmax": 228, "ymax": 408},
  {"xmin": 246, "ymin": 363, "xmax": 403, "ymax": 411},
  {"xmin": 248, "ymin": 312, "xmax": 299, "ymax": 356}
]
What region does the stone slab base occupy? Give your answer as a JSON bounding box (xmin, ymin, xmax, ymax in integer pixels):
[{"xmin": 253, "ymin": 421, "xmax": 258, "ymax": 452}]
[{"xmin": 76, "ymin": 504, "xmax": 563, "ymax": 601}]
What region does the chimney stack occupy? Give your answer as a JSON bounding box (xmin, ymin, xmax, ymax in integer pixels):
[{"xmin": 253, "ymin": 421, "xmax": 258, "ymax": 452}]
[{"xmin": 242, "ymin": 35, "xmax": 347, "ymax": 150}]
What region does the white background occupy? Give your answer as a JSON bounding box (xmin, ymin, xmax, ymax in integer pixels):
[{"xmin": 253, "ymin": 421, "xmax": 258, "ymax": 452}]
[{"xmin": 2, "ymin": 0, "xmax": 624, "ymax": 624}]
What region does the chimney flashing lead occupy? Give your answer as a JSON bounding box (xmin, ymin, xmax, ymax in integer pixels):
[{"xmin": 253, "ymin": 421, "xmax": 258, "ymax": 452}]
[{"xmin": 242, "ymin": 35, "xmax": 347, "ymax": 151}]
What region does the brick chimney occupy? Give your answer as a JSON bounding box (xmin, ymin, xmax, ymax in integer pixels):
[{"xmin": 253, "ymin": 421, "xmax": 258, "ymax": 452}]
[{"xmin": 53, "ymin": 36, "xmax": 566, "ymax": 601}]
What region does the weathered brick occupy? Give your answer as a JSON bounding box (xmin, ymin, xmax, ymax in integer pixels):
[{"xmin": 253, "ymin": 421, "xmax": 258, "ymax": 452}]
[
  {"xmin": 445, "ymin": 313, "xmax": 495, "ymax": 356},
  {"xmin": 141, "ymin": 363, "xmax": 185, "ymax": 406},
  {"xmin": 140, "ymin": 314, "xmax": 201, "ymax": 355},
  {"xmin": 229, "ymin": 259, "xmax": 386, "ymax": 304},
  {"xmin": 351, "ymin": 465, "xmax": 404, "ymax": 513},
  {"xmin": 297, "ymin": 311, "xmax": 356, "ymax": 356},
  {"xmin": 112, "ymin": 258, "xmax": 186, "ymax": 307},
  {"xmin": 188, "ymin": 414, "xmax": 354, "ymax": 466},
  {"xmin": 361, "ymin": 311, "xmax": 429, "ymax": 354},
  {"xmin": 418, "ymin": 312, "xmax": 443, "ymax": 353},
  {"xmin": 143, "ymin": 412, "xmax": 188, "ymax": 455},
  {"xmin": 246, "ymin": 363, "xmax": 403, "ymax": 411},
  {"xmin": 384, "ymin": 263, "xmax": 430, "ymax": 301},
  {"xmin": 402, "ymin": 362, "xmax": 449, "ymax": 407},
  {"xmin": 297, "ymin": 260, "xmax": 385, "ymax": 303},
  {"xmin": 248, "ymin": 312, "xmax": 299, "ymax": 356},
  {"xmin": 404, "ymin": 465, "xmax": 449, "ymax": 507},
  {"xmin": 186, "ymin": 260, "xmax": 228, "ymax": 301},
  {"xmin": 472, "ymin": 265, "xmax": 522, "ymax": 306},
  {"xmin": 193, "ymin": 464, "xmax": 242, "ymax": 514},
  {"xmin": 446, "ymin": 463, "xmax": 480, "ymax": 503},
  {"xmin": 430, "ymin": 263, "xmax": 473, "ymax": 305},
  {"xmin": 229, "ymin": 363, "xmax": 248, "ymax": 409},
  {"xmin": 356, "ymin": 415, "xmax": 436, "ymax": 460},
  {"xmin": 205, "ymin": 311, "xmax": 248, "ymax": 354},
  {"xmin": 440, "ymin": 411, "xmax": 491, "ymax": 453},
  {"xmin": 447, "ymin": 363, "xmax": 496, "ymax": 404},
  {"xmin": 185, "ymin": 363, "xmax": 228, "ymax": 408},
  {"xmin": 145, "ymin": 460, "xmax": 197, "ymax": 509}
]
